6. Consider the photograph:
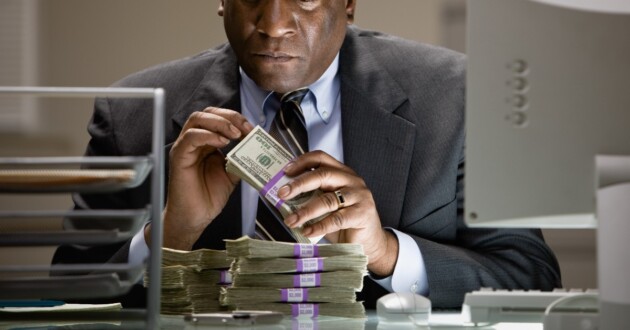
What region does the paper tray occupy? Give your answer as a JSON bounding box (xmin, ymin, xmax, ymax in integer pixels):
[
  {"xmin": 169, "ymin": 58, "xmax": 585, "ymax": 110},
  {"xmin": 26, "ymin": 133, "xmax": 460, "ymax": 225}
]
[
  {"xmin": 0, "ymin": 264, "xmax": 144, "ymax": 300},
  {"xmin": 0, "ymin": 156, "xmax": 152, "ymax": 193},
  {"xmin": 0, "ymin": 209, "xmax": 149, "ymax": 246}
]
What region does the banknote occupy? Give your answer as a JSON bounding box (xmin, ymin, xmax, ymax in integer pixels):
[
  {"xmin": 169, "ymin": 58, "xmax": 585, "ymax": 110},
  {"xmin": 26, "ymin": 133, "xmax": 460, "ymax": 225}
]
[
  {"xmin": 161, "ymin": 247, "xmax": 232, "ymax": 270},
  {"xmin": 225, "ymin": 236, "xmax": 364, "ymax": 259},
  {"xmin": 231, "ymin": 270, "xmax": 365, "ymax": 290},
  {"xmin": 144, "ymin": 248, "xmax": 233, "ymax": 315},
  {"xmin": 233, "ymin": 302, "xmax": 366, "ymax": 319},
  {"xmin": 225, "ymin": 126, "xmax": 326, "ymax": 243},
  {"xmin": 220, "ymin": 286, "xmax": 357, "ymax": 306},
  {"xmin": 231, "ymin": 254, "xmax": 368, "ymax": 275}
]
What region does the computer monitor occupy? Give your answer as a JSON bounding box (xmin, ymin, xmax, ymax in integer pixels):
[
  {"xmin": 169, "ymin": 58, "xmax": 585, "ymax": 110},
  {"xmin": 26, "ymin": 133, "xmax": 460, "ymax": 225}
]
[
  {"xmin": 465, "ymin": 0, "xmax": 630, "ymax": 327},
  {"xmin": 465, "ymin": 0, "xmax": 630, "ymax": 228}
]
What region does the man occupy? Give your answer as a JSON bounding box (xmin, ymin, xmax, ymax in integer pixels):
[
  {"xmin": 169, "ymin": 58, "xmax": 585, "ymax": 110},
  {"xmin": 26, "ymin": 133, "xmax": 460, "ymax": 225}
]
[{"xmin": 54, "ymin": 0, "xmax": 561, "ymax": 309}]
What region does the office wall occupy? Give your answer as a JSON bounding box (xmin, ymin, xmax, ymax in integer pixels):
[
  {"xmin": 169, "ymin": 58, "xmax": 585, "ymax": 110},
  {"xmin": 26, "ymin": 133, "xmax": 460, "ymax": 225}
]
[
  {"xmin": 0, "ymin": 0, "xmax": 449, "ymax": 272},
  {"xmin": 0, "ymin": 0, "xmax": 595, "ymax": 289}
]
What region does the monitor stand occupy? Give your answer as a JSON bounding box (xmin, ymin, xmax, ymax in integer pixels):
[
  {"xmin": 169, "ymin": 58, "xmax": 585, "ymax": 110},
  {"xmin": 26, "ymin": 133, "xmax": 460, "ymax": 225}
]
[
  {"xmin": 596, "ymin": 155, "xmax": 630, "ymax": 329},
  {"xmin": 544, "ymin": 155, "xmax": 630, "ymax": 329}
]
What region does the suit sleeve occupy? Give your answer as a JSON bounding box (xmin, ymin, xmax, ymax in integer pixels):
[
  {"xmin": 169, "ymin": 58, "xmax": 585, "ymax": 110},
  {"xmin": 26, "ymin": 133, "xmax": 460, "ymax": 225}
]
[
  {"xmin": 411, "ymin": 152, "xmax": 562, "ymax": 308},
  {"xmin": 51, "ymin": 97, "xmax": 148, "ymax": 307},
  {"xmin": 388, "ymin": 47, "xmax": 562, "ymax": 308}
]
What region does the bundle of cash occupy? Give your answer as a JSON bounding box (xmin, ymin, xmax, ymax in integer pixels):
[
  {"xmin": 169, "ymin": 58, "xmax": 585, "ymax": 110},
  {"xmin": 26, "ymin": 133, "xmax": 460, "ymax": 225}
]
[
  {"xmin": 231, "ymin": 270, "xmax": 364, "ymax": 290},
  {"xmin": 231, "ymin": 254, "xmax": 368, "ymax": 274},
  {"xmin": 144, "ymin": 265, "xmax": 231, "ymax": 289},
  {"xmin": 225, "ymin": 236, "xmax": 364, "ymax": 258},
  {"xmin": 145, "ymin": 247, "xmax": 233, "ymax": 315},
  {"xmin": 159, "ymin": 286, "xmax": 229, "ymax": 315},
  {"xmin": 225, "ymin": 126, "xmax": 326, "ymax": 244},
  {"xmin": 223, "ymin": 238, "xmax": 368, "ymax": 319},
  {"xmin": 234, "ymin": 302, "xmax": 366, "ymax": 319},
  {"xmin": 161, "ymin": 247, "xmax": 232, "ymax": 271},
  {"xmin": 220, "ymin": 286, "xmax": 357, "ymax": 305}
]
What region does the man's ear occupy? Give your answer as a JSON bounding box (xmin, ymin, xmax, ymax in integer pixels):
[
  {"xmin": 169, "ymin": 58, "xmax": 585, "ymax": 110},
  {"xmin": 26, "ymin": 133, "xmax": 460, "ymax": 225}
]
[
  {"xmin": 218, "ymin": 0, "xmax": 225, "ymax": 17},
  {"xmin": 345, "ymin": 0, "xmax": 356, "ymax": 23}
]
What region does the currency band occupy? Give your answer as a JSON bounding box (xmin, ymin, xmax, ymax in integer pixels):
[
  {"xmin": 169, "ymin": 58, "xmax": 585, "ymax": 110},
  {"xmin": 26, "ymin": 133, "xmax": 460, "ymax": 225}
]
[
  {"xmin": 294, "ymin": 244, "xmax": 319, "ymax": 257},
  {"xmin": 293, "ymin": 273, "xmax": 321, "ymax": 287},
  {"xmin": 291, "ymin": 303, "xmax": 319, "ymax": 318},
  {"xmin": 281, "ymin": 288, "xmax": 309, "ymax": 303},
  {"xmin": 296, "ymin": 258, "xmax": 324, "ymax": 273}
]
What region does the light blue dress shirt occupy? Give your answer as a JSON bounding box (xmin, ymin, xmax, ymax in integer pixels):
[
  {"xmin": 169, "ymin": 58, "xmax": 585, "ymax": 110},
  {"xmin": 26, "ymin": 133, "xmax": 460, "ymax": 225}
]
[{"xmin": 130, "ymin": 54, "xmax": 429, "ymax": 296}]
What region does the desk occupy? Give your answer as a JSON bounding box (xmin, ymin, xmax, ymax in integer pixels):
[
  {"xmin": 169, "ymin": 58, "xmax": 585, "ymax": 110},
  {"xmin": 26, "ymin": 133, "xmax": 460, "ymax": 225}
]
[
  {"xmin": 162, "ymin": 311, "xmax": 544, "ymax": 329},
  {"xmin": 0, "ymin": 310, "xmax": 544, "ymax": 329}
]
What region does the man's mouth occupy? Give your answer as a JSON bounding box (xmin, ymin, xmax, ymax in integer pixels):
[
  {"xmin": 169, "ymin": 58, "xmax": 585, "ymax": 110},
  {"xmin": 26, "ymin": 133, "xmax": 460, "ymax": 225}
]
[{"xmin": 255, "ymin": 51, "xmax": 295, "ymax": 62}]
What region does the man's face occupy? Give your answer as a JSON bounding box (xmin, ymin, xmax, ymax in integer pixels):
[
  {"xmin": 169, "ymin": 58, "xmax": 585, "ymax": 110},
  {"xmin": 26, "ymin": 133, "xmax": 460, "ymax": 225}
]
[{"xmin": 219, "ymin": 0, "xmax": 355, "ymax": 93}]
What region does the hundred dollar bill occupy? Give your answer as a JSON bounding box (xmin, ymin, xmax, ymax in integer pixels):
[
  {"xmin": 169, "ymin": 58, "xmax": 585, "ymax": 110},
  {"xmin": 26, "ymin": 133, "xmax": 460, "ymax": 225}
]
[
  {"xmin": 234, "ymin": 302, "xmax": 366, "ymax": 319},
  {"xmin": 161, "ymin": 247, "xmax": 232, "ymax": 270},
  {"xmin": 142, "ymin": 248, "xmax": 234, "ymax": 315},
  {"xmin": 231, "ymin": 270, "xmax": 365, "ymax": 290},
  {"xmin": 225, "ymin": 236, "xmax": 364, "ymax": 258},
  {"xmin": 231, "ymin": 254, "xmax": 368, "ymax": 275},
  {"xmin": 160, "ymin": 281, "xmax": 230, "ymax": 315},
  {"xmin": 225, "ymin": 126, "xmax": 326, "ymax": 243},
  {"xmin": 144, "ymin": 265, "xmax": 232, "ymax": 289},
  {"xmin": 220, "ymin": 286, "xmax": 357, "ymax": 305}
]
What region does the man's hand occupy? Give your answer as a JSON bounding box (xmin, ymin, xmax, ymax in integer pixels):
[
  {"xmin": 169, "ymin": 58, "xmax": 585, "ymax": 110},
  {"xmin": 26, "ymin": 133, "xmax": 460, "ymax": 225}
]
[
  {"xmin": 146, "ymin": 107, "xmax": 253, "ymax": 251},
  {"xmin": 277, "ymin": 150, "xmax": 399, "ymax": 277}
]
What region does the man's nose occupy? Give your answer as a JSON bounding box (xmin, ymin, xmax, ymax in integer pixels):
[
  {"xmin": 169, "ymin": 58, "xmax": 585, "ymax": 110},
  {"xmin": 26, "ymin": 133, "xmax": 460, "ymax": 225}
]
[{"xmin": 256, "ymin": 0, "xmax": 297, "ymax": 38}]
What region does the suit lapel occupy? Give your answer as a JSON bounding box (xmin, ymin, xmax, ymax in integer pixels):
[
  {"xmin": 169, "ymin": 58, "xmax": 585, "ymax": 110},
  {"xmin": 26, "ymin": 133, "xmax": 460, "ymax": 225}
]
[
  {"xmin": 339, "ymin": 31, "xmax": 416, "ymax": 228},
  {"xmin": 171, "ymin": 44, "xmax": 241, "ymax": 130}
]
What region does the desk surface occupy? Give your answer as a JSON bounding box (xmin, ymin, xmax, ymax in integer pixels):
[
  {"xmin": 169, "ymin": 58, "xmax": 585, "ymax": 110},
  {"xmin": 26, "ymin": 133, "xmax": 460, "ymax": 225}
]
[
  {"xmin": 0, "ymin": 310, "xmax": 543, "ymax": 329},
  {"xmin": 166, "ymin": 311, "xmax": 543, "ymax": 329}
]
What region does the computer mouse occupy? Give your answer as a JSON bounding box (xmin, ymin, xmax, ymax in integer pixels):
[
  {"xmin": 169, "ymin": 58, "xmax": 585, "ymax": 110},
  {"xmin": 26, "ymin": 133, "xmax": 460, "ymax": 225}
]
[{"xmin": 376, "ymin": 291, "xmax": 431, "ymax": 325}]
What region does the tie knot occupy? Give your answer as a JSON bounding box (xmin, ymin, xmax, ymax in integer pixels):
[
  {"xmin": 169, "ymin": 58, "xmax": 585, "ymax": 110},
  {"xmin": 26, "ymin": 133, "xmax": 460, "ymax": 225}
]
[{"xmin": 280, "ymin": 88, "xmax": 309, "ymax": 107}]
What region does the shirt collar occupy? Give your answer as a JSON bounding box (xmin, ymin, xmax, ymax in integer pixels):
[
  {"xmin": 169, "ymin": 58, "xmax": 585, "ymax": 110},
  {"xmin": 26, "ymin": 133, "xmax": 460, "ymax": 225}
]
[{"xmin": 239, "ymin": 53, "xmax": 340, "ymax": 125}]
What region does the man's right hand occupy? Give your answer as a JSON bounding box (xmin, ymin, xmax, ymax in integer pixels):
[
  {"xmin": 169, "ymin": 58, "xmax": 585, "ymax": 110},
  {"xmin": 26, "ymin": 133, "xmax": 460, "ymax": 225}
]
[{"xmin": 145, "ymin": 107, "xmax": 254, "ymax": 250}]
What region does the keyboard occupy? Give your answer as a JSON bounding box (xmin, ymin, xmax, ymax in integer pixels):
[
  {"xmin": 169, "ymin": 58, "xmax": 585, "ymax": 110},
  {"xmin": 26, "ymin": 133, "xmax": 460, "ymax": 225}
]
[{"xmin": 461, "ymin": 288, "xmax": 598, "ymax": 324}]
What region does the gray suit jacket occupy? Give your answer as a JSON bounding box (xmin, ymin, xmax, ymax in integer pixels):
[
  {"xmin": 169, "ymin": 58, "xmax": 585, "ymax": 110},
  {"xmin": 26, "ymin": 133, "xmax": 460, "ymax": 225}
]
[{"xmin": 54, "ymin": 26, "xmax": 561, "ymax": 308}]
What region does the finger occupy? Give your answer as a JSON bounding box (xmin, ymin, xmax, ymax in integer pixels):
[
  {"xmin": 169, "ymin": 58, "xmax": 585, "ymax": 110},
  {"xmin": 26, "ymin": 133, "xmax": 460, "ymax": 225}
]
[
  {"xmin": 203, "ymin": 107, "xmax": 255, "ymax": 135},
  {"xmin": 283, "ymin": 150, "xmax": 354, "ymax": 176},
  {"xmin": 301, "ymin": 207, "xmax": 364, "ymax": 238},
  {"xmin": 278, "ymin": 166, "xmax": 362, "ymax": 201},
  {"xmin": 284, "ymin": 188, "xmax": 356, "ymax": 228},
  {"xmin": 171, "ymin": 128, "xmax": 230, "ymax": 165},
  {"xmin": 182, "ymin": 108, "xmax": 253, "ymax": 140}
]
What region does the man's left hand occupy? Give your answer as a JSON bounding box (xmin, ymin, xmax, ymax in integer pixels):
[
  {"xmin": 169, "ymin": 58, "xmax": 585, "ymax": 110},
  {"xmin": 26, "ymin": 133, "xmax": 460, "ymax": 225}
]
[{"xmin": 277, "ymin": 150, "xmax": 399, "ymax": 277}]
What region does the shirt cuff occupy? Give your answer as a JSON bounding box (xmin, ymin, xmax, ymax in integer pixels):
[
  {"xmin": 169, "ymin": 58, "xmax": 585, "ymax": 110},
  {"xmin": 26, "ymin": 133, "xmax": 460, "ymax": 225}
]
[
  {"xmin": 369, "ymin": 228, "xmax": 429, "ymax": 296},
  {"xmin": 129, "ymin": 223, "xmax": 150, "ymax": 266}
]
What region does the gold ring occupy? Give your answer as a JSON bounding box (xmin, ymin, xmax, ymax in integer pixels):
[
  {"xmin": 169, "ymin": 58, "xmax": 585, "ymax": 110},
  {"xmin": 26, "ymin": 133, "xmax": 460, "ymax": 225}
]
[{"xmin": 334, "ymin": 190, "xmax": 346, "ymax": 209}]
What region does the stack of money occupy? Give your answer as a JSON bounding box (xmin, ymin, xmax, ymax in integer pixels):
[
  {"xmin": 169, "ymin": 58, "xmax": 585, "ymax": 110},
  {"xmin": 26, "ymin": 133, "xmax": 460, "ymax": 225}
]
[
  {"xmin": 144, "ymin": 247, "xmax": 233, "ymax": 315},
  {"xmin": 225, "ymin": 126, "xmax": 326, "ymax": 244},
  {"xmin": 221, "ymin": 236, "xmax": 368, "ymax": 318}
]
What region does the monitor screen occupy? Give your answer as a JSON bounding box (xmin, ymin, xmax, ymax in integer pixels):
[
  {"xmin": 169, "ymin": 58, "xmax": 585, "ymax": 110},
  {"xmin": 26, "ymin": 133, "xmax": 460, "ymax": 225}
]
[{"xmin": 464, "ymin": 0, "xmax": 630, "ymax": 228}]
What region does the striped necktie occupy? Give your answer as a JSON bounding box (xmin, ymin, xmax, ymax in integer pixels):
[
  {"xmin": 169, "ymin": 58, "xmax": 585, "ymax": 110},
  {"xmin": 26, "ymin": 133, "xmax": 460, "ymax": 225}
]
[
  {"xmin": 269, "ymin": 88, "xmax": 310, "ymax": 156},
  {"xmin": 255, "ymin": 88, "xmax": 309, "ymax": 241}
]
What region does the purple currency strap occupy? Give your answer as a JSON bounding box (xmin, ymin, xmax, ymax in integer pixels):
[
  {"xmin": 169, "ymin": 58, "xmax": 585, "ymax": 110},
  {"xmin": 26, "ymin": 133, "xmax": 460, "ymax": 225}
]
[
  {"xmin": 281, "ymin": 288, "xmax": 309, "ymax": 302},
  {"xmin": 296, "ymin": 258, "xmax": 324, "ymax": 273},
  {"xmin": 291, "ymin": 303, "xmax": 320, "ymax": 318},
  {"xmin": 294, "ymin": 244, "xmax": 319, "ymax": 258},
  {"xmin": 293, "ymin": 273, "xmax": 321, "ymax": 287}
]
